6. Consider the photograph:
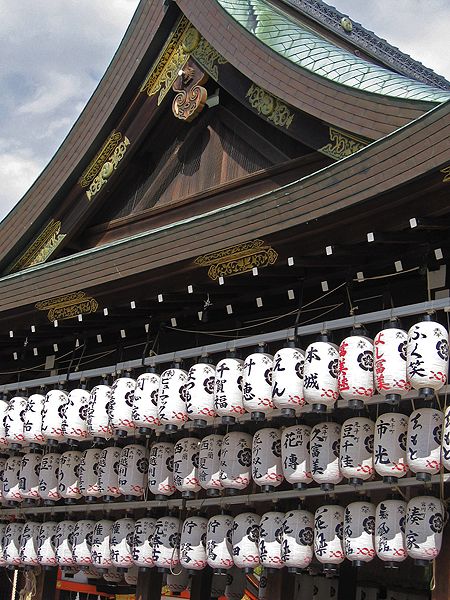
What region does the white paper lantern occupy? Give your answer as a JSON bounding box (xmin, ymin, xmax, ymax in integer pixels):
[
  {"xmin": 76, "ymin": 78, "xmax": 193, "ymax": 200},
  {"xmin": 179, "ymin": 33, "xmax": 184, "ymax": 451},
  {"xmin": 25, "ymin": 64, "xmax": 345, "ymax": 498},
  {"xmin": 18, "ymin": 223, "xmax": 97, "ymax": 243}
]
[
  {"xmin": 3, "ymin": 522, "xmax": 23, "ymax": 567},
  {"xmin": 0, "ymin": 395, "xmax": 9, "ymax": 450},
  {"xmin": 0, "ymin": 458, "xmax": 6, "ymax": 505},
  {"xmin": 272, "ymin": 343, "xmax": 305, "ymax": 417},
  {"xmin": 407, "ymin": 316, "xmax": 449, "ymax": 397},
  {"xmin": 91, "ymin": 520, "xmax": 114, "ymax": 571},
  {"xmin": 407, "ymin": 408, "xmax": 443, "ymax": 481},
  {"xmin": 374, "ymin": 413, "xmax": 408, "ymax": 482},
  {"xmin": 19, "ymin": 521, "xmax": 40, "ymax": 567},
  {"xmin": 258, "ymin": 512, "xmax": 284, "ymax": 571},
  {"xmin": 158, "ymin": 366, "xmax": 188, "ymax": 433},
  {"xmin": 98, "ymin": 446, "xmax": 121, "ymax": 501},
  {"xmin": 303, "ymin": 334, "xmax": 339, "ymax": 413},
  {"xmin": 19, "ymin": 452, "xmax": 42, "ymax": 502},
  {"xmin": 281, "ymin": 425, "xmax": 312, "ymax": 489},
  {"xmin": 344, "ymin": 501, "xmax": 376, "ymax": 566},
  {"xmin": 339, "ymin": 331, "xmax": 374, "ymax": 409},
  {"xmin": 38, "ymin": 452, "xmax": 61, "ymax": 504},
  {"xmin": 87, "ymin": 382, "xmax": 113, "ymax": 441},
  {"xmin": 110, "ymin": 518, "xmax": 135, "ymax": 570},
  {"xmin": 219, "ymin": 431, "xmax": 252, "ymax": 494},
  {"xmin": 206, "ymin": 514, "xmax": 234, "ymax": 573},
  {"xmin": 214, "ymin": 355, "xmax": 245, "ymax": 424},
  {"xmin": 405, "ymin": 496, "xmax": 444, "ymax": 564},
  {"xmin": 185, "ymin": 360, "xmax": 216, "ymax": 427},
  {"xmin": 79, "ymin": 448, "xmax": 101, "ymax": 502},
  {"xmin": 165, "ymin": 568, "xmax": 189, "ymax": 594},
  {"xmin": 180, "ymin": 516, "xmax": 208, "ymax": 571},
  {"xmin": 42, "ymin": 388, "xmax": 68, "ymax": 446},
  {"xmin": 232, "ymin": 513, "xmax": 260, "ymax": 572},
  {"xmin": 132, "ymin": 517, "xmax": 156, "ymax": 571},
  {"xmin": 124, "ymin": 565, "xmax": 138, "ymax": 585},
  {"xmin": 152, "ymin": 516, "xmax": 181, "ymax": 571},
  {"xmin": 58, "ymin": 451, "xmax": 82, "ymax": 502},
  {"xmin": 37, "ymin": 521, "xmax": 58, "ymax": 568},
  {"xmin": 54, "ymin": 520, "xmax": 76, "ymax": 568},
  {"xmin": 4, "ymin": 395, "xmax": 27, "ymax": 449},
  {"xmin": 22, "ymin": 393, "xmax": 46, "ymax": 448},
  {"xmin": 103, "ymin": 568, "xmax": 123, "ymax": 582},
  {"xmin": 375, "ymin": 499, "xmax": 407, "ymax": 567},
  {"xmin": 243, "ymin": 348, "xmax": 274, "ymax": 420},
  {"xmin": 71, "ymin": 520, "xmax": 95, "ymax": 566},
  {"xmin": 3, "ymin": 455, "xmax": 23, "ymax": 504},
  {"xmin": 310, "ymin": 422, "xmax": 342, "ymax": 491},
  {"xmin": 281, "ymin": 509, "xmax": 314, "ymax": 572},
  {"xmin": 118, "ymin": 444, "xmax": 149, "ymax": 500},
  {"xmin": 313, "ymin": 505, "xmax": 345, "ymax": 573},
  {"xmin": 132, "ymin": 368, "xmax": 160, "ymax": 434},
  {"xmin": 109, "ymin": 373, "xmax": 136, "ymax": 438},
  {"xmin": 339, "ymin": 417, "xmax": 374, "ymax": 485},
  {"xmin": 173, "ymin": 437, "xmax": 201, "ymax": 499},
  {"xmin": 199, "ymin": 434, "xmax": 223, "ymax": 497},
  {"xmin": 63, "ymin": 387, "xmax": 91, "ymax": 444},
  {"xmin": 443, "ymin": 405, "xmax": 450, "ymax": 472},
  {"xmin": 148, "ymin": 442, "xmax": 175, "ymax": 500},
  {"xmin": 252, "ymin": 428, "xmax": 283, "ymax": 492},
  {"xmin": 225, "ymin": 567, "xmax": 246, "ymax": 600},
  {"xmin": 374, "ymin": 324, "xmax": 410, "ymax": 403}
]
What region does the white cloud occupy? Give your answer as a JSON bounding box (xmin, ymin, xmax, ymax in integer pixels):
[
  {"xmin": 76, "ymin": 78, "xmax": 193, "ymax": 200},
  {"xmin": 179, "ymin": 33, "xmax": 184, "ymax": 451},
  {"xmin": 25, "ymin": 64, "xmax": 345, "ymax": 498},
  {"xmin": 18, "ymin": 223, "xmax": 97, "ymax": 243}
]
[{"xmin": 0, "ymin": 147, "xmax": 43, "ymax": 218}]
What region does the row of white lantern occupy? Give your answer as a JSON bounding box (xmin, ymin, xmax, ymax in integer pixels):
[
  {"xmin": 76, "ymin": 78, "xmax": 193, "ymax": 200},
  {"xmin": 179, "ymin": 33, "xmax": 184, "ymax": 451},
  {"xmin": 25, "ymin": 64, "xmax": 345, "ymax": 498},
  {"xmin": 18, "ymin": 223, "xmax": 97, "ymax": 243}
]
[{"xmin": 1, "ymin": 495, "xmax": 443, "ymax": 572}]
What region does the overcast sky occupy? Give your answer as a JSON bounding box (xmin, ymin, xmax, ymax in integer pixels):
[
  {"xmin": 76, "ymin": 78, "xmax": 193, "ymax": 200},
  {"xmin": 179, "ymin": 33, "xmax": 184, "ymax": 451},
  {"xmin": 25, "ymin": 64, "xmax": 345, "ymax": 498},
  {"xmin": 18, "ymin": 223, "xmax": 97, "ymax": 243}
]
[{"xmin": 0, "ymin": 0, "xmax": 449, "ymax": 223}]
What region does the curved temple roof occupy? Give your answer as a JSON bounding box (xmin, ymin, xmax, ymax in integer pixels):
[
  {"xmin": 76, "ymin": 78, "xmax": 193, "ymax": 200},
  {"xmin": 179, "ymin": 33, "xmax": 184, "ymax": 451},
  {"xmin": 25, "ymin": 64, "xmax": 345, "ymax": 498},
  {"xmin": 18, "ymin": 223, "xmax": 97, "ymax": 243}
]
[{"xmin": 216, "ymin": 0, "xmax": 450, "ymax": 103}]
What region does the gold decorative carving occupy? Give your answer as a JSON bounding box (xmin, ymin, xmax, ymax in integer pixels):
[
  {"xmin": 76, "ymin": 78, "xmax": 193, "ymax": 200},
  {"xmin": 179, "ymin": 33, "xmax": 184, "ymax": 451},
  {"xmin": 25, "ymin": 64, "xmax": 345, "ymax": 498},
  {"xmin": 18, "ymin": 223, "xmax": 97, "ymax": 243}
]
[
  {"xmin": 191, "ymin": 38, "xmax": 227, "ymax": 80},
  {"xmin": 78, "ymin": 131, "xmax": 122, "ymax": 188},
  {"xmin": 36, "ymin": 291, "xmax": 99, "ymax": 322},
  {"xmin": 195, "ymin": 239, "xmax": 278, "ymax": 281},
  {"xmin": 86, "ymin": 136, "xmax": 130, "ymax": 200},
  {"xmin": 441, "ymin": 165, "xmax": 450, "ymax": 183},
  {"xmin": 8, "ymin": 220, "xmax": 66, "ymax": 273},
  {"xmin": 172, "ymin": 64, "xmax": 208, "ymax": 122},
  {"xmin": 245, "ymin": 84, "xmax": 294, "ymax": 130},
  {"xmin": 319, "ymin": 127, "xmax": 368, "ymax": 160}
]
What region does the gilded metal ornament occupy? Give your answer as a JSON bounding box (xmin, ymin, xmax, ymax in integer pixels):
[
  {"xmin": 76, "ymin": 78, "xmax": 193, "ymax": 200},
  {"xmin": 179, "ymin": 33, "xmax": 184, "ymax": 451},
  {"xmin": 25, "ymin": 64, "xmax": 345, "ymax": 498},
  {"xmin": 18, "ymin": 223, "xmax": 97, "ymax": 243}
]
[
  {"xmin": 319, "ymin": 126, "xmax": 368, "ymax": 160},
  {"xmin": 35, "ymin": 291, "xmax": 99, "ymax": 322},
  {"xmin": 441, "ymin": 165, "xmax": 450, "ymax": 183},
  {"xmin": 245, "ymin": 84, "xmax": 294, "ymax": 130},
  {"xmin": 8, "ymin": 220, "xmax": 66, "ymax": 273},
  {"xmin": 172, "ymin": 64, "xmax": 208, "ymax": 122},
  {"xmin": 85, "ymin": 136, "xmax": 130, "ymax": 200},
  {"xmin": 78, "ymin": 131, "xmax": 123, "ymax": 188}
]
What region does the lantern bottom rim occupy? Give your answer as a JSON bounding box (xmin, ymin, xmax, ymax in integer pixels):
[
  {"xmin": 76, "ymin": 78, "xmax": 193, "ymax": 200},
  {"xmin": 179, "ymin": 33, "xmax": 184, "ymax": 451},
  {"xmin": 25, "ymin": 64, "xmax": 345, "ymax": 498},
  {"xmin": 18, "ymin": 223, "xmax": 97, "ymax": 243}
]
[
  {"xmin": 221, "ymin": 416, "xmax": 236, "ymax": 425},
  {"xmin": 138, "ymin": 567, "xmax": 153, "ymax": 573},
  {"xmin": 138, "ymin": 427, "xmax": 152, "ymax": 436},
  {"xmin": 312, "ymin": 403, "xmax": 328, "ymax": 414},
  {"xmin": 419, "ymin": 387, "xmax": 435, "ymax": 398},
  {"xmin": 383, "ymin": 561, "xmax": 400, "ymax": 569},
  {"xmin": 164, "ymin": 424, "xmax": 179, "ymax": 434},
  {"xmin": 281, "ymin": 408, "xmax": 296, "ymax": 418},
  {"xmin": 293, "ymin": 482, "xmax": 308, "ymax": 490},
  {"xmin": 193, "ymin": 418, "xmax": 207, "ymax": 428},
  {"xmin": 385, "ymin": 393, "xmax": 401, "ymax": 405},
  {"xmin": 181, "ymin": 491, "xmax": 196, "ymax": 500},
  {"xmin": 206, "ymin": 489, "xmax": 221, "ymax": 497},
  {"xmin": 415, "ymin": 472, "xmax": 432, "ymax": 482},
  {"xmin": 414, "ymin": 559, "xmax": 431, "ymax": 567},
  {"xmin": 250, "ymin": 411, "xmax": 266, "ymax": 422},
  {"xmin": 224, "ymin": 488, "xmax": 242, "ymax": 496},
  {"xmin": 348, "ymin": 399, "xmax": 364, "ymax": 410},
  {"xmin": 320, "ymin": 483, "xmax": 335, "ymax": 493},
  {"xmin": 348, "ymin": 477, "xmax": 363, "ymax": 486},
  {"xmin": 93, "ymin": 437, "xmax": 106, "ymax": 446}
]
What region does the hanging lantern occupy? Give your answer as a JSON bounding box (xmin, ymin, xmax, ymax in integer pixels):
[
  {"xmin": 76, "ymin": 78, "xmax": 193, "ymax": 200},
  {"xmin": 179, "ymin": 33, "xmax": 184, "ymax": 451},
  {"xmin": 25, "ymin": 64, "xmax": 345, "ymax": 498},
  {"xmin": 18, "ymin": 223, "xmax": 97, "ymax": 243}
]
[
  {"xmin": 132, "ymin": 367, "xmax": 160, "ymax": 435},
  {"xmin": 199, "ymin": 434, "xmax": 223, "ymax": 497},
  {"xmin": 343, "ymin": 501, "xmax": 376, "ymax": 566},
  {"xmin": 148, "ymin": 441, "xmax": 176, "ymax": 500},
  {"xmin": 165, "ymin": 569, "xmax": 190, "ymax": 594},
  {"xmin": 3, "ymin": 522, "xmax": 23, "ymax": 567},
  {"xmin": 206, "ymin": 514, "xmax": 234, "ymax": 574},
  {"xmin": 19, "ymin": 452, "xmax": 42, "ymax": 504},
  {"xmin": 173, "ymin": 437, "xmax": 200, "ymax": 499},
  {"xmin": 22, "ymin": 392, "xmax": 46, "ymax": 448},
  {"xmin": 303, "ymin": 333, "xmax": 339, "ymax": 413},
  {"xmin": 443, "ymin": 405, "xmax": 450, "ymax": 472},
  {"xmin": 54, "ymin": 520, "xmax": 76, "ymax": 568},
  {"xmin": 405, "ymin": 496, "xmax": 445, "ymax": 564},
  {"xmin": 63, "ymin": 386, "xmax": 91, "ymax": 445},
  {"xmin": 132, "ymin": 517, "xmax": 156, "ymax": 572},
  {"xmin": 281, "ymin": 509, "xmax": 314, "ymax": 572},
  {"xmin": 38, "ymin": 452, "xmax": 61, "ymax": 505},
  {"xmin": 103, "ymin": 568, "xmax": 123, "ymax": 583},
  {"xmin": 158, "ymin": 364, "xmax": 188, "ymax": 433},
  {"xmin": 339, "ymin": 417, "xmax": 374, "ymax": 485},
  {"xmin": 19, "ymin": 521, "xmax": 40, "ymax": 567},
  {"xmin": 281, "ymin": 425, "xmax": 312, "ymax": 490},
  {"xmin": 98, "ymin": 446, "xmax": 121, "ymax": 501},
  {"xmin": 219, "ymin": 431, "xmax": 252, "ymax": 494},
  {"xmin": 232, "ymin": 513, "xmax": 260, "ymax": 572},
  {"xmin": 252, "ymin": 428, "xmax": 283, "ymax": 492},
  {"xmin": 0, "ymin": 458, "xmax": 6, "ymax": 506},
  {"xmin": 3, "ymin": 455, "xmax": 23, "ymax": 504},
  {"xmin": 118, "ymin": 444, "xmax": 149, "ymax": 500},
  {"xmin": 124, "ymin": 565, "xmax": 138, "ymax": 585},
  {"xmin": 152, "ymin": 516, "xmax": 181, "ymax": 571},
  {"xmin": 313, "ymin": 505, "xmax": 345, "ymax": 574},
  {"xmin": 407, "ymin": 315, "xmax": 449, "ymax": 398},
  {"xmin": 407, "ymin": 408, "xmax": 443, "ymax": 482},
  {"xmin": 58, "ymin": 451, "xmax": 82, "ymax": 503},
  {"xmin": 109, "ymin": 372, "xmax": 136, "ymax": 438},
  {"xmin": 110, "ymin": 518, "xmax": 135, "ymax": 571},
  {"xmin": 214, "ymin": 352, "xmax": 245, "ymax": 424},
  {"xmin": 185, "ymin": 358, "xmax": 216, "ymax": 427},
  {"xmin": 258, "ymin": 511, "xmax": 284, "ymax": 571},
  {"xmin": 272, "ymin": 342, "xmax": 305, "ymax": 418},
  {"xmin": 225, "ymin": 567, "xmax": 247, "ymax": 600},
  {"xmin": 243, "ymin": 345, "xmax": 274, "ymax": 421},
  {"xmin": 79, "ymin": 448, "xmax": 101, "ymax": 502},
  {"xmin": 180, "ymin": 515, "xmax": 208, "ymax": 572},
  {"xmin": 72, "ymin": 520, "xmax": 95, "ymax": 566},
  {"xmin": 374, "ymin": 321, "xmax": 410, "ymax": 404},
  {"xmin": 4, "ymin": 395, "xmax": 27, "ymax": 449},
  {"xmin": 91, "ymin": 519, "xmax": 114, "ymax": 571},
  {"xmin": 374, "ymin": 413, "xmax": 408, "ymax": 483},
  {"xmin": 0, "ymin": 395, "xmax": 9, "ymax": 450},
  {"xmin": 0, "ymin": 524, "xmax": 7, "ymax": 566},
  {"xmin": 375, "ymin": 499, "xmax": 407, "ymax": 567},
  {"xmin": 339, "ymin": 328, "xmax": 374, "ymax": 410},
  {"xmin": 42, "ymin": 387, "xmax": 68, "ymax": 446},
  {"xmin": 87, "ymin": 381, "xmax": 113, "ymax": 442},
  {"xmin": 37, "ymin": 522, "xmax": 58, "ymax": 568},
  {"xmin": 310, "ymin": 422, "xmax": 342, "ymax": 491}
]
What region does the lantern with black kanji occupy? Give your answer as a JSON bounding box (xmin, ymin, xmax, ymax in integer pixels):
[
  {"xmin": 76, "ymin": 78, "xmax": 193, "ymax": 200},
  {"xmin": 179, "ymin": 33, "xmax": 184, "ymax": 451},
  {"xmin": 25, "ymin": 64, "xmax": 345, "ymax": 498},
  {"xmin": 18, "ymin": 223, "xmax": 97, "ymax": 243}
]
[
  {"xmin": 3, "ymin": 455, "xmax": 22, "ymax": 504},
  {"xmin": 313, "ymin": 505, "xmax": 345, "ymax": 574},
  {"xmin": 54, "ymin": 520, "xmax": 76, "ymax": 568},
  {"xmin": 132, "ymin": 367, "xmax": 160, "ymax": 435},
  {"xmin": 19, "ymin": 521, "xmax": 40, "ymax": 567},
  {"xmin": 272, "ymin": 342, "xmax": 305, "ymax": 418},
  {"xmin": 22, "ymin": 392, "xmax": 46, "ymax": 448},
  {"xmin": 72, "ymin": 520, "xmax": 95, "ymax": 566},
  {"xmin": 87, "ymin": 380, "xmax": 113, "ymax": 442},
  {"xmin": 109, "ymin": 371, "xmax": 136, "ymax": 438},
  {"xmin": 374, "ymin": 321, "xmax": 410, "ymax": 404},
  {"xmin": 303, "ymin": 333, "xmax": 339, "ymax": 413},
  {"xmin": 375, "ymin": 499, "xmax": 407, "ymax": 567},
  {"xmin": 2, "ymin": 522, "xmax": 23, "ymax": 567},
  {"xmin": 173, "ymin": 437, "xmax": 200, "ymax": 499},
  {"xmin": 214, "ymin": 352, "xmax": 245, "ymax": 424},
  {"xmin": 0, "ymin": 395, "xmax": 8, "ymax": 451},
  {"xmin": 91, "ymin": 519, "xmax": 114, "ymax": 571},
  {"xmin": 4, "ymin": 395, "xmax": 26, "ymax": 450},
  {"xmin": 158, "ymin": 363, "xmax": 188, "ymax": 433},
  {"xmin": 374, "ymin": 413, "xmax": 408, "ymax": 483},
  {"xmin": 281, "ymin": 509, "xmax": 314, "ymax": 572},
  {"xmin": 19, "ymin": 452, "xmax": 41, "ymax": 504},
  {"xmin": 132, "ymin": 517, "xmax": 156, "ymax": 572},
  {"xmin": 206, "ymin": 514, "xmax": 234, "ymax": 574},
  {"xmin": 281, "ymin": 424, "xmax": 312, "ymax": 489},
  {"xmin": 148, "ymin": 441, "xmax": 176, "ymax": 500},
  {"xmin": 243, "ymin": 345, "xmax": 274, "ymax": 421},
  {"xmin": 219, "ymin": 431, "xmax": 252, "ymax": 494},
  {"xmin": 198, "ymin": 434, "xmax": 223, "ymax": 497},
  {"xmin": 339, "ymin": 417, "xmax": 374, "ymax": 485},
  {"xmin": 118, "ymin": 444, "xmax": 149, "ymax": 500},
  {"xmin": 344, "ymin": 501, "xmax": 376, "ymax": 566},
  {"xmin": 258, "ymin": 511, "xmax": 284, "ymax": 571},
  {"xmin": 252, "ymin": 428, "xmax": 283, "ymax": 492},
  {"xmin": 310, "ymin": 422, "xmax": 342, "ymax": 491},
  {"xmin": 232, "ymin": 513, "xmax": 260, "ymax": 572},
  {"xmin": 185, "ymin": 358, "xmax": 216, "ymax": 427},
  {"xmin": 180, "ymin": 515, "xmax": 208, "ymax": 572},
  {"xmin": 406, "ymin": 408, "xmax": 443, "ymax": 481},
  {"xmin": 37, "ymin": 521, "xmax": 58, "ymax": 568},
  {"xmin": 42, "ymin": 387, "xmax": 68, "ymax": 446},
  {"xmin": 98, "ymin": 446, "xmax": 121, "ymax": 501},
  {"xmin": 63, "ymin": 385, "xmax": 91, "ymax": 445},
  {"xmin": 110, "ymin": 518, "xmax": 135, "ymax": 571},
  {"xmin": 152, "ymin": 516, "xmax": 181, "ymax": 571},
  {"xmin": 405, "ymin": 496, "xmax": 444, "ymax": 564},
  {"xmin": 58, "ymin": 450, "xmax": 82, "ymax": 503},
  {"xmin": 443, "ymin": 405, "xmax": 450, "ymax": 472},
  {"xmin": 79, "ymin": 448, "xmax": 101, "ymax": 502},
  {"xmin": 38, "ymin": 452, "xmax": 61, "ymax": 505},
  {"xmin": 339, "ymin": 328, "xmax": 374, "ymax": 410}
]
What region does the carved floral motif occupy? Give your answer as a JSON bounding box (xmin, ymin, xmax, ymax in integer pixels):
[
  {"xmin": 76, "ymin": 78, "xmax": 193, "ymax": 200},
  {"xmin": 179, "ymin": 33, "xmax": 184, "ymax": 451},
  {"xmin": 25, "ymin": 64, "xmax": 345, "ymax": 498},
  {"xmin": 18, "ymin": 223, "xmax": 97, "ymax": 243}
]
[{"xmin": 319, "ymin": 127, "xmax": 368, "ymax": 160}]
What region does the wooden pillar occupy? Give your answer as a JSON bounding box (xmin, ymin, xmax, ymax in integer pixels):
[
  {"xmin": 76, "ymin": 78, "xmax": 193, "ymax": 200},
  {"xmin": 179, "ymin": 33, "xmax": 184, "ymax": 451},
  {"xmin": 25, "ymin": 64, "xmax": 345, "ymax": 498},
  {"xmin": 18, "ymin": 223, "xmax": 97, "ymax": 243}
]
[
  {"xmin": 0, "ymin": 568, "xmax": 13, "ymax": 599},
  {"xmin": 135, "ymin": 569, "xmax": 164, "ymax": 600},
  {"xmin": 31, "ymin": 567, "xmax": 58, "ymax": 600},
  {"xmin": 337, "ymin": 561, "xmax": 357, "ymax": 600},
  {"xmin": 190, "ymin": 568, "xmax": 213, "ymax": 600},
  {"xmin": 432, "ymin": 523, "xmax": 450, "ymax": 600},
  {"xmin": 263, "ymin": 570, "xmax": 286, "ymax": 599}
]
